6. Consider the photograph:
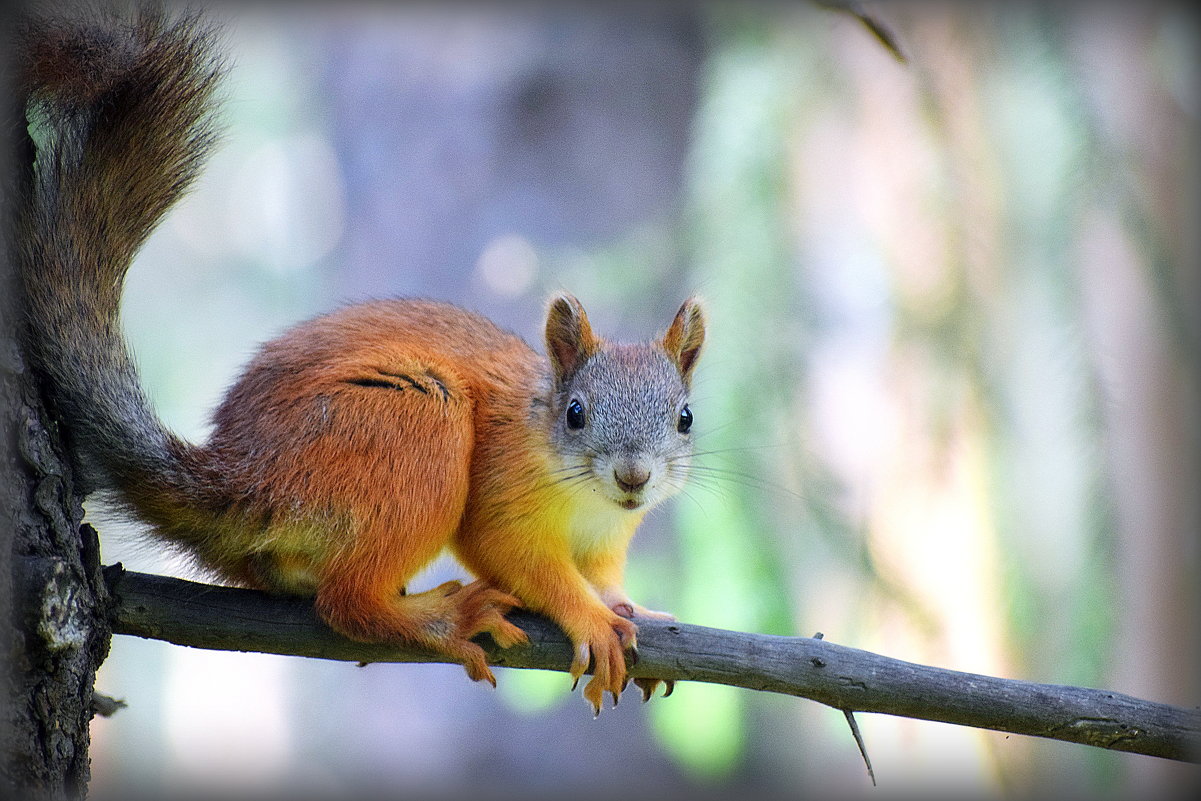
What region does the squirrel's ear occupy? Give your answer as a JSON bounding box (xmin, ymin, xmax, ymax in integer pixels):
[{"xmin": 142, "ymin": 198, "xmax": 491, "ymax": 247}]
[
  {"xmin": 545, "ymin": 292, "xmax": 600, "ymax": 383},
  {"xmin": 663, "ymin": 296, "xmax": 706, "ymax": 383}
]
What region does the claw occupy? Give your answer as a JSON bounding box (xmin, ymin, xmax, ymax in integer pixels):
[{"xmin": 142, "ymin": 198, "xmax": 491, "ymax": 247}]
[
  {"xmin": 569, "ymin": 641, "xmax": 589, "ymax": 693},
  {"xmin": 570, "ymin": 641, "xmax": 591, "ymax": 682},
  {"xmin": 632, "ymin": 677, "xmax": 675, "ymax": 702},
  {"xmin": 460, "ymin": 646, "xmax": 498, "ymax": 687},
  {"xmin": 614, "ymin": 624, "xmax": 637, "ymax": 650},
  {"xmin": 583, "ymin": 678, "xmax": 606, "ymax": 716},
  {"xmin": 633, "ymin": 677, "xmax": 656, "ymax": 702}
]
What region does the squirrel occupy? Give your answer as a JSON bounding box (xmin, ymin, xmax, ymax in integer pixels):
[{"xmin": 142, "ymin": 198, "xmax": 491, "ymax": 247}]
[{"xmin": 12, "ymin": 9, "xmax": 705, "ymax": 714}]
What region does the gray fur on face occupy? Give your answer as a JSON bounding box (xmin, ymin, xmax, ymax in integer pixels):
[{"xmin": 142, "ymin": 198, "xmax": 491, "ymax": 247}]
[{"xmin": 549, "ymin": 344, "xmax": 693, "ymax": 509}]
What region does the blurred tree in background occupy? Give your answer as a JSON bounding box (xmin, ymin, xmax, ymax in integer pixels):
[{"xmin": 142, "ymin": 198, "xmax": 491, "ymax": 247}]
[{"xmin": 88, "ymin": 3, "xmax": 1197, "ymax": 800}]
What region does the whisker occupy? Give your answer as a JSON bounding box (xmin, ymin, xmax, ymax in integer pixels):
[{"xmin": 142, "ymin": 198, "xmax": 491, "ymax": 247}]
[
  {"xmin": 673, "ymin": 485, "xmax": 709, "ymax": 513},
  {"xmin": 497, "ymin": 462, "xmax": 596, "ymax": 505},
  {"xmin": 675, "ymin": 463, "xmax": 803, "ymax": 501},
  {"xmin": 682, "ymin": 464, "xmax": 774, "ymax": 484},
  {"xmin": 674, "ymin": 473, "xmax": 737, "ymax": 498},
  {"xmin": 666, "ymin": 471, "xmax": 736, "ymax": 507},
  {"xmin": 676, "ymin": 443, "xmax": 789, "ymax": 461},
  {"xmin": 551, "ymin": 469, "xmax": 592, "ymax": 485},
  {"xmin": 546, "ymin": 462, "xmax": 591, "ymax": 478}
]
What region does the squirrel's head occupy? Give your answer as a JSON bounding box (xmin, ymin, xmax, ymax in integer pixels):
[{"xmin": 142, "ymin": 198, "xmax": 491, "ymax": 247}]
[{"xmin": 544, "ymin": 292, "xmax": 705, "ymax": 512}]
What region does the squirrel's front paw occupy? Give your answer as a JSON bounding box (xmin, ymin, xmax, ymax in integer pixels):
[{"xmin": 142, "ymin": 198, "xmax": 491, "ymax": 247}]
[
  {"xmin": 568, "ymin": 615, "xmax": 638, "ymax": 716},
  {"xmin": 603, "ymin": 597, "xmax": 675, "ymax": 701}
]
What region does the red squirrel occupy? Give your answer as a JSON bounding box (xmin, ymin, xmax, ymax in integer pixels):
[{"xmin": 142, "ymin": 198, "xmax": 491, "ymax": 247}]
[{"xmin": 14, "ymin": 9, "xmax": 704, "ymax": 714}]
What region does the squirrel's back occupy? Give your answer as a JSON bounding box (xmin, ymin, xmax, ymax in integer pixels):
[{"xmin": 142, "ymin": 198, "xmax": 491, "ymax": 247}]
[{"xmin": 207, "ymin": 297, "xmax": 547, "ymax": 490}]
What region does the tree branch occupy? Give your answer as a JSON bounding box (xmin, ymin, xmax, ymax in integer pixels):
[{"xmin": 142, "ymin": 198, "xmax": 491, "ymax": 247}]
[{"xmin": 104, "ymin": 566, "xmax": 1200, "ymax": 763}]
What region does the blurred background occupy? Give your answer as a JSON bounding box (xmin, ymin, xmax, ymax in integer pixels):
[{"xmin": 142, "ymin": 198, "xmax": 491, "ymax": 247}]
[{"xmin": 88, "ymin": 2, "xmax": 1198, "ymax": 799}]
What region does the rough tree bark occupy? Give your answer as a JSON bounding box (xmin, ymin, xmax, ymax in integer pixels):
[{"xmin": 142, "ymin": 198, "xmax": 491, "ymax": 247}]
[{"xmin": 2, "ymin": 242, "xmax": 113, "ymax": 800}]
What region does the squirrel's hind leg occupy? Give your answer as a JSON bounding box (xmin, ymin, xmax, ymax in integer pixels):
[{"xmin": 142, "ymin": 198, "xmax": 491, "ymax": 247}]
[{"xmin": 301, "ymin": 368, "xmax": 525, "ymax": 683}]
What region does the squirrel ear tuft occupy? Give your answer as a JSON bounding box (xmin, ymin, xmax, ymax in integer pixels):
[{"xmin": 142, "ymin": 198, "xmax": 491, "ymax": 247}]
[
  {"xmin": 663, "ymin": 297, "xmax": 706, "ymax": 383},
  {"xmin": 545, "ymin": 292, "xmax": 600, "ymax": 383}
]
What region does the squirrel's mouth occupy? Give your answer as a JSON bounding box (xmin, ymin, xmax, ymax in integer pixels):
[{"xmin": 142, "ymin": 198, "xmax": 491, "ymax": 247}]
[{"xmin": 618, "ymin": 498, "xmax": 642, "ymax": 511}]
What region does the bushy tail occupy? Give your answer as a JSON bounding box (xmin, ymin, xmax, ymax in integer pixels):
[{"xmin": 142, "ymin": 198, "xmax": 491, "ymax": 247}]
[{"xmin": 13, "ymin": 8, "xmax": 223, "ymax": 505}]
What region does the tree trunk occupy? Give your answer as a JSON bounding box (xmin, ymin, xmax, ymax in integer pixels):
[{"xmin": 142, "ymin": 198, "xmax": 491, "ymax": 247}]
[{"xmin": 2, "ymin": 19, "xmax": 113, "ymax": 796}]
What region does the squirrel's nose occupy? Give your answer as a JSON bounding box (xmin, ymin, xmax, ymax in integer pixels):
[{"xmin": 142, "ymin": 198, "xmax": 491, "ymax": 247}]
[{"xmin": 614, "ymin": 466, "xmax": 651, "ymax": 493}]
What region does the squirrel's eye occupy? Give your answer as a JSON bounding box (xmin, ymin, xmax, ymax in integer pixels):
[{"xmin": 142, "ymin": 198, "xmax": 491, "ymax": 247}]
[
  {"xmin": 677, "ymin": 404, "xmax": 693, "ymax": 434},
  {"xmin": 566, "ymin": 399, "xmax": 586, "ymax": 430}
]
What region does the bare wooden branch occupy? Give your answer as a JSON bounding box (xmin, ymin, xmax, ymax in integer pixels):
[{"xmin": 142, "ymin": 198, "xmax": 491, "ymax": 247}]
[{"xmin": 104, "ymin": 566, "xmax": 1200, "ymax": 763}]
